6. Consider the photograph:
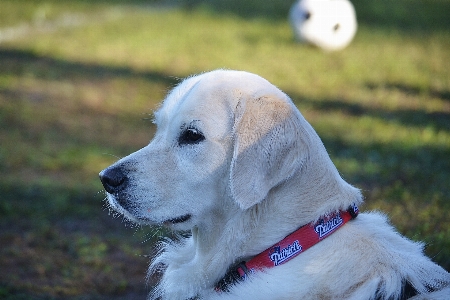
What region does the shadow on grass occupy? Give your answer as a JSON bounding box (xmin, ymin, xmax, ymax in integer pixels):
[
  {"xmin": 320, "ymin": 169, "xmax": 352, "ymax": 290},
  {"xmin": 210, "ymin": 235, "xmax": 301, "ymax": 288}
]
[
  {"xmin": 0, "ymin": 183, "xmax": 158, "ymax": 299},
  {"xmin": 298, "ymin": 94, "xmax": 450, "ymax": 133},
  {"xmin": 0, "ymin": 48, "xmax": 180, "ymax": 86},
  {"xmin": 287, "ymin": 79, "xmax": 450, "ymax": 133},
  {"xmin": 366, "ymin": 82, "xmax": 450, "ymax": 103},
  {"xmin": 0, "ymin": 47, "xmax": 165, "ymax": 156},
  {"xmin": 177, "ymin": 0, "xmax": 450, "ymax": 33}
]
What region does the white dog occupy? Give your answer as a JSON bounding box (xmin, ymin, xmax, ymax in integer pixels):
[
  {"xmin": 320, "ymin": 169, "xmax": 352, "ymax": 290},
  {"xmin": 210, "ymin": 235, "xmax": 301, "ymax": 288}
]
[{"xmin": 99, "ymin": 70, "xmax": 450, "ymax": 299}]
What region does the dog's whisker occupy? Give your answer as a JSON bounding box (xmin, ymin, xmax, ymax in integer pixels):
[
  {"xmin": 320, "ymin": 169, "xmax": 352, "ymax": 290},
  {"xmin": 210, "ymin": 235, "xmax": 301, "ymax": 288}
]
[{"xmin": 101, "ymin": 152, "xmax": 122, "ymax": 159}]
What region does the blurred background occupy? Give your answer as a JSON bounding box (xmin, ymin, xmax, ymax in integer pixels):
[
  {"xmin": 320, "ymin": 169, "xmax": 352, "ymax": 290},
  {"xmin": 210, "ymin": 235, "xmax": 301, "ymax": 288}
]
[{"xmin": 0, "ymin": 0, "xmax": 449, "ymax": 298}]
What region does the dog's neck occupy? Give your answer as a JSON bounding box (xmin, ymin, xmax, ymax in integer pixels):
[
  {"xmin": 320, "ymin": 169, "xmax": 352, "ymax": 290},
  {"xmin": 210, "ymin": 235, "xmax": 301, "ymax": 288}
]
[
  {"xmin": 215, "ymin": 204, "xmax": 359, "ymax": 292},
  {"xmin": 183, "ymin": 187, "xmax": 361, "ymax": 297},
  {"xmin": 184, "ymin": 171, "xmax": 362, "ymax": 294}
]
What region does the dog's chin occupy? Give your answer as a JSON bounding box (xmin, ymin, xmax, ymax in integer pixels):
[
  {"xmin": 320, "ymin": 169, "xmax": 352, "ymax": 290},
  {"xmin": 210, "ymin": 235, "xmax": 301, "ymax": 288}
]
[
  {"xmin": 106, "ymin": 195, "xmax": 194, "ymax": 229},
  {"xmin": 128, "ymin": 213, "xmax": 194, "ymax": 231},
  {"xmin": 137, "ymin": 213, "xmax": 193, "ymax": 229}
]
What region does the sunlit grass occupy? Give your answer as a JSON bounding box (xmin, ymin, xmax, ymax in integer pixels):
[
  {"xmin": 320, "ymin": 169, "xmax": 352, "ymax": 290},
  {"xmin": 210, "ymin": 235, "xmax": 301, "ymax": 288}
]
[{"xmin": 0, "ymin": 0, "xmax": 449, "ymax": 297}]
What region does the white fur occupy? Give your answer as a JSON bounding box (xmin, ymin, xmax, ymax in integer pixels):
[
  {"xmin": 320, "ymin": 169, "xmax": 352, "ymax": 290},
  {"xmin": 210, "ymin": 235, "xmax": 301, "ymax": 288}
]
[
  {"xmin": 289, "ymin": 0, "xmax": 358, "ymax": 51},
  {"xmin": 100, "ymin": 70, "xmax": 450, "ymax": 299}
]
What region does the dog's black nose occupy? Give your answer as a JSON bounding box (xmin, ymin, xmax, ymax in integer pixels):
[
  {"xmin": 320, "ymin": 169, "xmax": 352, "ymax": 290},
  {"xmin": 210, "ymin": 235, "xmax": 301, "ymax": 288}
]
[{"xmin": 99, "ymin": 167, "xmax": 127, "ymax": 194}]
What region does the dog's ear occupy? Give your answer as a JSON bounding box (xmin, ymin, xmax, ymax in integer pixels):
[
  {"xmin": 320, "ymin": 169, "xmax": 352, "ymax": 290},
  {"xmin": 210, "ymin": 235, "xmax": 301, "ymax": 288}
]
[{"xmin": 230, "ymin": 94, "xmax": 306, "ymax": 210}]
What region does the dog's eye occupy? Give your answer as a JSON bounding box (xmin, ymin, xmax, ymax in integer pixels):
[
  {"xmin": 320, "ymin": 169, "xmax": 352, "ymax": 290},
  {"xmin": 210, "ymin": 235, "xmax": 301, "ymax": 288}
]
[{"xmin": 178, "ymin": 128, "xmax": 205, "ymax": 145}]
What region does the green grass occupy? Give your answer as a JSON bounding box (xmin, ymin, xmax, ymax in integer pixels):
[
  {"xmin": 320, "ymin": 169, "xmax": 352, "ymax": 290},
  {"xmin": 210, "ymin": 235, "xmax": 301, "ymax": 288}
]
[{"xmin": 1, "ymin": 0, "xmax": 449, "ymax": 298}]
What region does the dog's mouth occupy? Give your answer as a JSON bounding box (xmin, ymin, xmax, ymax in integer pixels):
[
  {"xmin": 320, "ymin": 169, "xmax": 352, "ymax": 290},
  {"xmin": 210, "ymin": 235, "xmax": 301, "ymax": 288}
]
[{"xmin": 163, "ymin": 214, "xmax": 192, "ymax": 225}]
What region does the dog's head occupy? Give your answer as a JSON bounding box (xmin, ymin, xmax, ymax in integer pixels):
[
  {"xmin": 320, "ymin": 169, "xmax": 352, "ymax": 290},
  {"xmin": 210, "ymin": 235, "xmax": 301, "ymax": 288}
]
[{"xmin": 99, "ymin": 70, "xmax": 358, "ymax": 231}]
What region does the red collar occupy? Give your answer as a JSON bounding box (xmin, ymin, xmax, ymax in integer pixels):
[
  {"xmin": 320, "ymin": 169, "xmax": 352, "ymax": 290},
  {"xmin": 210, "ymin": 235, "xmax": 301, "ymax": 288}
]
[{"xmin": 215, "ymin": 204, "xmax": 359, "ymax": 292}]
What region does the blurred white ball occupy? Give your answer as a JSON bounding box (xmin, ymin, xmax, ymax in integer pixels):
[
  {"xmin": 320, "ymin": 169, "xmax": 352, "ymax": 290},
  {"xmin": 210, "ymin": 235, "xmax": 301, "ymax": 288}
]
[{"xmin": 289, "ymin": 0, "xmax": 357, "ymax": 51}]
